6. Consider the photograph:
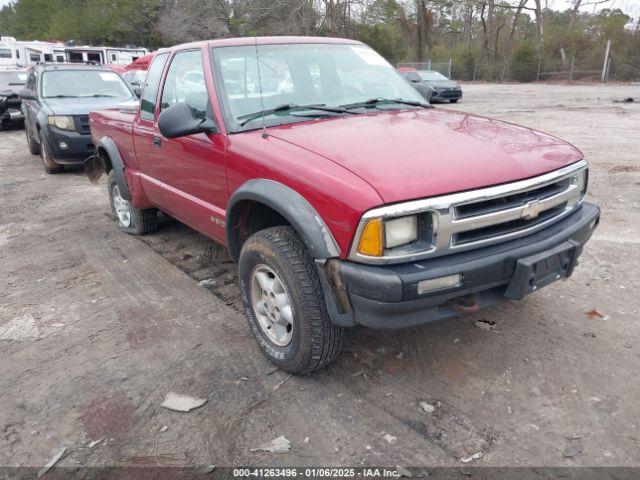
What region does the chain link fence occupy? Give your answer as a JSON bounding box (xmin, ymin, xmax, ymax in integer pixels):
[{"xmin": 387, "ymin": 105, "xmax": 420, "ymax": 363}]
[{"xmin": 399, "ymin": 50, "xmax": 639, "ymax": 83}]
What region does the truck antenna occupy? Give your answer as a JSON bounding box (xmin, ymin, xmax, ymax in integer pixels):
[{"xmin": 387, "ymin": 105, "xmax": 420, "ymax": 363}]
[{"xmin": 254, "ymin": 36, "xmax": 268, "ymax": 139}]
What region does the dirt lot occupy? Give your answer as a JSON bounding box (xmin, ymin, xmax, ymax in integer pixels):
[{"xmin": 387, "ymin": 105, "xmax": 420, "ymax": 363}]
[{"xmin": 1, "ymin": 83, "xmax": 639, "ymax": 471}]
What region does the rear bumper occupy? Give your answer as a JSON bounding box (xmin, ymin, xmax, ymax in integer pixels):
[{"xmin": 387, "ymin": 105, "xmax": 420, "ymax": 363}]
[
  {"xmin": 323, "ymin": 202, "xmax": 599, "ymax": 329},
  {"xmin": 42, "ymin": 125, "xmax": 95, "ymax": 164}
]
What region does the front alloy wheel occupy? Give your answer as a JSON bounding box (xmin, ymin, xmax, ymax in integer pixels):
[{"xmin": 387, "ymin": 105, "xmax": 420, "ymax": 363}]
[
  {"xmin": 250, "ymin": 264, "xmax": 294, "ymax": 347},
  {"xmin": 112, "ymin": 184, "xmax": 132, "ymax": 228}
]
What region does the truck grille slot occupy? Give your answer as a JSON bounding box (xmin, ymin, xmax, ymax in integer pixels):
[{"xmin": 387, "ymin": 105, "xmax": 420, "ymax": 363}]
[
  {"xmin": 75, "ymin": 115, "xmax": 91, "ymax": 134},
  {"xmin": 455, "ymin": 179, "xmax": 570, "ymax": 219}
]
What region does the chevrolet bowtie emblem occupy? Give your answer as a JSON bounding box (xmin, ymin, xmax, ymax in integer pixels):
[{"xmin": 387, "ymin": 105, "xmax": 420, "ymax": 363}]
[{"xmin": 522, "ymin": 200, "xmax": 543, "ymax": 220}]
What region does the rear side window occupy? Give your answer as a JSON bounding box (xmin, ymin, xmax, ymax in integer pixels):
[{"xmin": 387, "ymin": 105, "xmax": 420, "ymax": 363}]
[
  {"xmin": 140, "ymin": 53, "xmax": 169, "ymax": 121},
  {"xmin": 160, "ymin": 49, "xmax": 208, "ymax": 118},
  {"xmin": 0, "ymin": 48, "xmax": 11, "ymax": 59}
]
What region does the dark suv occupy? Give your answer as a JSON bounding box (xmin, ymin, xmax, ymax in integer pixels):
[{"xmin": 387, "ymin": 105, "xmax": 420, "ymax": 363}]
[
  {"xmin": 20, "ymin": 64, "xmax": 134, "ymax": 173},
  {"xmin": 0, "ymin": 68, "xmax": 27, "ymax": 130}
]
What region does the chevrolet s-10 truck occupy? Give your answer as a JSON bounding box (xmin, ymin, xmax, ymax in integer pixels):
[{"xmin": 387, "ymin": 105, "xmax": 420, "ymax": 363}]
[{"xmin": 88, "ymin": 37, "xmax": 600, "ymax": 373}]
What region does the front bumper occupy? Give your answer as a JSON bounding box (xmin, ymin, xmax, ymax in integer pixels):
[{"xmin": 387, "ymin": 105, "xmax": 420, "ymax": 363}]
[
  {"xmin": 323, "ymin": 202, "xmax": 599, "ymax": 329},
  {"xmin": 41, "ymin": 125, "xmax": 95, "ymax": 165},
  {"xmin": 431, "ymin": 89, "xmax": 462, "ymax": 101}
]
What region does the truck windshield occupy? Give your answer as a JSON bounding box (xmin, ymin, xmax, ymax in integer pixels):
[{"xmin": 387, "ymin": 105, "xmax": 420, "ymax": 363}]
[
  {"xmin": 41, "ymin": 70, "xmax": 132, "ymax": 99},
  {"xmin": 212, "ymin": 43, "xmax": 426, "ymax": 132}
]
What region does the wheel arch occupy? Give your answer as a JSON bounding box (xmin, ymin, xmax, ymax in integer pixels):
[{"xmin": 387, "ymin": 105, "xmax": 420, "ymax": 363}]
[
  {"xmin": 226, "ymin": 179, "xmax": 341, "ymax": 262},
  {"xmin": 96, "ymin": 136, "xmax": 131, "ymax": 200}
]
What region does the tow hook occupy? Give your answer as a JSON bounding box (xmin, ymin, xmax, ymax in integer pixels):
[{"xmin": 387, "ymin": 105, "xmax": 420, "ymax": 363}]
[{"xmin": 450, "ymin": 297, "xmax": 481, "ymax": 314}]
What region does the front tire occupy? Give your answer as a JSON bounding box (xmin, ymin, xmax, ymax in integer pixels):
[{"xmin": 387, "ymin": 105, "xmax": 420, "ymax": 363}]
[
  {"xmin": 107, "ymin": 170, "xmax": 158, "ymax": 235},
  {"xmin": 239, "ymin": 226, "xmax": 344, "ymax": 374},
  {"xmin": 449, "ymin": 99, "xmax": 459, "ymax": 103},
  {"xmin": 26, "ymin": 126, "xmax": 40, "ymax": 155},
  {"xmin": 39, "ymin": 131, "xmax": 63, "ymax": 174}
]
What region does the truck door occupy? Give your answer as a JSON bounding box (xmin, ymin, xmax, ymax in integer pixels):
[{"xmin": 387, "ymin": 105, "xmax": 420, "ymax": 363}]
[
  {"xmin": 153, "ymin": 48, "xmax": 227, "ymax": 243},
  {"xmin": 132, "ymin": 52, "xmax": 170, "ymax": 207}
]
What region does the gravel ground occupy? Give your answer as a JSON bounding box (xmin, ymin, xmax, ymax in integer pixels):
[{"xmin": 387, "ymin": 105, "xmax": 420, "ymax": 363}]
[{"xmin": 1, "ymin": 83, "xmax": 639, "ymax": 470}]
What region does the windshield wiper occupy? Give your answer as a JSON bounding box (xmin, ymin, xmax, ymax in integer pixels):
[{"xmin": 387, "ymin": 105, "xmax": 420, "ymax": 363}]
[
  {"xmin": 238, "ymin": 103, "xmax": 353, "ymax": 127},
  {"xmin": 339, "ymin": 98, "xmax": 431, "ymax": 110},
  {"xmin": 44, "ymin": 95, "xmax": 79, "ymax": 98}
]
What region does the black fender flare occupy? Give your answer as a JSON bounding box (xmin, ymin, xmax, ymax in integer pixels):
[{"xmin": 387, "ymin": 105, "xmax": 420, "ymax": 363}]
[
  {"xmin": 226, "ymin": 179, "xmax": 341, "ymax": 262},
  {"xmin": 96, "ymin": 136, "xmax": 131, "ymax": 200}
]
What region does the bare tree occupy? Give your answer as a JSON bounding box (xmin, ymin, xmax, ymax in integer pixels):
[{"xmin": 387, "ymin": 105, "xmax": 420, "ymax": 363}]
[
  {"xmin": 501, "ymin": 0, "xmax": 528, "ymax": 80},
  {"xmin": 533, "ymin": 0, "xmax": 544, "ymax": 61}
]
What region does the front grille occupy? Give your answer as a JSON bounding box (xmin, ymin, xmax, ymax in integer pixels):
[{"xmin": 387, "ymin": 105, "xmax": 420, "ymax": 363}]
[
  {"xmin": 453, "ymin": 203, "xmax": 567, "ymax": 245},
  {"xmin": 74, "ymin": 115, "xmax": 91, "ymax": 134},
  {"xmin": 440, "ymin": 90, "xmax": 460, "ymax": 99},
  {"xmin": 445, "ymin": 170, "xmax": 584, "ymax": 250}
]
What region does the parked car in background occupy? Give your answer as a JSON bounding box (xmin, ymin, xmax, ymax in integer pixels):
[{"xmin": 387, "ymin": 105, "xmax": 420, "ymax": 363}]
[
  {"xmin": 120, "ymin": 53, "xmax": 154, "ymax": 94},
  {"xmin": 399, "ymin": 68, "xmax": 462, "ymax": 103},
  {"xmin": 20, "ymin": 64, "xmax": 134, "ymax": 173},
  {"xmin": 89, "ymin": 37, "xmax": 599, "ymax": 374},
  {"xmin": 0, "ymin": 68, "xmax": 27, "ymax": 129}
]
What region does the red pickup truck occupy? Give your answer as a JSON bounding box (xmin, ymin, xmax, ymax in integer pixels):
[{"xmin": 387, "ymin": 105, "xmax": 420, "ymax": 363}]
[{"xmin": 89, "ymin": 37, "xmax": 600, "ymax": 373}]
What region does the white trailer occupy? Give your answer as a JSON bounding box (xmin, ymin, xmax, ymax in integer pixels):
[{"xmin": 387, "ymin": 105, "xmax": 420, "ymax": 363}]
[
  {"xmin": 63, "ymin": 46, "xmax": 148, "ymax": 66},
  {"xmin": 0, "ymin": 37, "xmax": 63, "ymax": 68}
]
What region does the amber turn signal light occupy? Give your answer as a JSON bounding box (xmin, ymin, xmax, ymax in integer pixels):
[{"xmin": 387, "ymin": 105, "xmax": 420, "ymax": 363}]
[{"xmin": 358, "ymin": 218, "xmax": 383, "ymax": 256}]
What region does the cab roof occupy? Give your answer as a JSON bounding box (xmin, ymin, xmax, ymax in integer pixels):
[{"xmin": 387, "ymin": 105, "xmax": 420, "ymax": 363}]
[{"xmin": 160, "ymin": 36, "xmax": 363, "ymax": 53}]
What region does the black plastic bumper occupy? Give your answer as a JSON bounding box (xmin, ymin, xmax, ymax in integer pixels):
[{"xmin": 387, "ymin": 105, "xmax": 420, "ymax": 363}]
[
  {"xmin": 42, "ymin": 126, "xmax": 95, "ymax": 165},
  {"xmin": 324, "ymin": 202, "xmax": 599, "ymax": 329},
  {"xmin": 431, "ymin": 90, "xmax": 462, "ymax": 101}
]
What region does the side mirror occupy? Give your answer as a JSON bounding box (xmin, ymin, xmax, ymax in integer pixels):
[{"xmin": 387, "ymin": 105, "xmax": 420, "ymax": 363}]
[
  {"xmin": 133, "ymin": 86, "xmax": 141, "ymax": 98},
  {"xmin": 158, "ymin": 102, "xmax": 218, "ymax": 139},
  {"xmin": 19, "ymin": 89, "xmax": 34, "ymax": 100}
]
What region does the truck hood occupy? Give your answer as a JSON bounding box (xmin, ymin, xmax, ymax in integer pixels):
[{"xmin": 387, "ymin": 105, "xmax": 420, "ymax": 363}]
[
  {"xmin": 267, "ymin": 108, "xmax": 583, "ymax": 204},
  {"xmin": 44, "ymin": 96, "xmax": 134, "ymax": 116}
]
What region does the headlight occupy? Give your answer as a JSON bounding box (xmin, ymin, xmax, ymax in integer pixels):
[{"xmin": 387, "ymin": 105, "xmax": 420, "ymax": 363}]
[
  {"xmin": 579, "ymin": 168, "xmax": 589, "ymax": 196},
  {"xmin": 571, "ymin": 167, "xmax": 588, "ymax": 198},
  {"xmin": 385, "ymin": 215, "xmax": 418, "ymax": 248},
  {"xmin": 48, "ymin": 115, "xmax": 75, "ymax": 130},
  {"xmin": 354, "ymin": 213, "xmax": 434, "ymax": 259}
]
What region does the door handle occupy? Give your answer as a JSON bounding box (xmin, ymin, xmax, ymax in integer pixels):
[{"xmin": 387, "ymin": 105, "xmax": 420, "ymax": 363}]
[{"xmin": 153, "ymin": 136, "xmax": 162, "ymax": 148}]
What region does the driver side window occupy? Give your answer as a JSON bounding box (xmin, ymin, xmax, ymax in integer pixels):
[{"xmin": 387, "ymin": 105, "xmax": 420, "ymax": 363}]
[{"xmin": 161, "ymin": 49, "xmax": 209, "ymax": 119}]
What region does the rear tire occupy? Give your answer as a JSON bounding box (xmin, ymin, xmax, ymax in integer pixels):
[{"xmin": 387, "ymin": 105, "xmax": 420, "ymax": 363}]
[
  {"xmin": 238, "ymin": 226, "xmax": 344, "ymax": 374},
  {"xmin": 39, "ymin": 131, "xmax": 63, "ymax": 174},
  {"xmin": 26, "ymin": 126, "xmax": 40, "ymax": 155},
  {"xmin": 107, "ymin": 170, "xmax": 158, "ymax": 235}
]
